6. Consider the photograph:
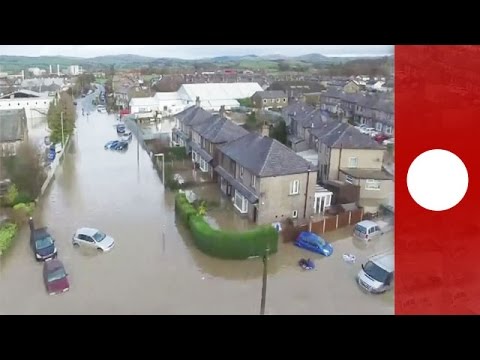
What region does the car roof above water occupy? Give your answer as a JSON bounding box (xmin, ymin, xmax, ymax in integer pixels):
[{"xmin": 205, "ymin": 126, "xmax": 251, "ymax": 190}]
[
  {"xmin": 369, "ymin": 252, "xmax": 394, "ymax": 272},
  {"xmin": 356, "ymin": 220, "xmax": 378, "ymax": 228},
  {"xmin": 33, "ymin": 227, "xmax": 51, "ymax": 240},
  {"xmin": 44, "ymin": 258, "xmax": 64, "ymax": 271},
  {"xmin": 77, "ymin": 227, "xmax": 98, "ymax": 236}
]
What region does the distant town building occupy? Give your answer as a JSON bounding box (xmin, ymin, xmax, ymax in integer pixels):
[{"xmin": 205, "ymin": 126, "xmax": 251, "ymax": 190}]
[{"xmin": 68, "ymin": 65, "xmax": 83, "ymax": 76}]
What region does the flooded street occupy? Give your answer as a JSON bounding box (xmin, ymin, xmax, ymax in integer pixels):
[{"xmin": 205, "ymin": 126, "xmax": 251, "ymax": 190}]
[{"xmin": 0, "ymin": 93, "xmax": 394, "ymax": 314}]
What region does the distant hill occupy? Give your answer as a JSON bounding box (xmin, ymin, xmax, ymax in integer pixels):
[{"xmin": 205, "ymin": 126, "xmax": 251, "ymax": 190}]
[{"xmin": 0, "ymin": 53, "xmax": 393, "ymax": 72}]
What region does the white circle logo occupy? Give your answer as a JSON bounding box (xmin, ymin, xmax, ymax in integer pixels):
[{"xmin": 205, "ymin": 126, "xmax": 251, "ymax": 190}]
[{"xmin": 407, "ymin": 149, "xmax": 469, "ymax": 211}]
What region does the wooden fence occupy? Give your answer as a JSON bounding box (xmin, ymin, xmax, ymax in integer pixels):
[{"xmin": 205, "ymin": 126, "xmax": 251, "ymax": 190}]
[{"xmin": 282, "ymin": 208, "xmax": 364, "ymax": 242}]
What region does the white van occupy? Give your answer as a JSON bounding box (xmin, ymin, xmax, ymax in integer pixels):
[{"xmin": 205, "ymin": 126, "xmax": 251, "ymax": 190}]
[
  {"xmin": 353, "ymin": 220, "xmax": 382, "ymax": 241},
  {"xmin": 357, "ymin": 251, "xmax": 394, "ymax": 294}
]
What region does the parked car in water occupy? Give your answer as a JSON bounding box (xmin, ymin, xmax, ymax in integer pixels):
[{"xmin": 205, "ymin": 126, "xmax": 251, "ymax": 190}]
[
  {"xmin": 97, "ymin": 105, "xmax": 107, "ymax": 113},
  {"xmin": 116, "ymin": 124, "xmax": 126, "ymax": 134},
  {"xmin": 374, "ymin": 133, "xmax": 391, "ymax": 143},
  {"xmin": 353, "ymin": 220, "xmax": 382, "ymax": 242},
  {"xmin": 357, "ymin": 251, "xmax": 394, "ymax": 294},
  {"xmin": 294, "ymin": 231, "xmax": 333, "ymax": 256},
  {"xmin": 383, "ymin": 138, "xmax": 394, "ymax": 146},
  {"xmin": 121, "ymin": 131, "xmax": 132, "ymax": 141},
  {"xmin": 104, "ymin": 140, "xmax": 120, "ymax": 150},
  {"xmin": 72, "ymin": 227, "xmax": 115, "ymax": 252},
  {"xmin": 30, "ymin": 222, "xmax": 57, "ymax": 261},
  {"xmin": 113, "ymin": 141, "xmax": 129, "ymax": 151},
  {"xmin": 43, "ymin": 259, "xmax": 70, "ymax": 295}
]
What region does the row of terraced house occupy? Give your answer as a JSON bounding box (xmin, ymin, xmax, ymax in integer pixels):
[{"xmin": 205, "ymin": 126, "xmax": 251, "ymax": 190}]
[
  {"xmin": 319, "ymin": 89, "xmax": 394, "ymax": 137},
  {"xmin": 282, "ymin": 99, "xmax": 394, "ymax": 213},
  {"xmin": 172, "ymin": 98, "xmax": 327, "ymax": 226}
]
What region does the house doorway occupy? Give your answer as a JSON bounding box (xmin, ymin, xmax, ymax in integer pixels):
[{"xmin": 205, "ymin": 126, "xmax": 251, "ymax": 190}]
[{"xmin": 253, "ymin": 205, "xmax": 258, "ymax": 223}]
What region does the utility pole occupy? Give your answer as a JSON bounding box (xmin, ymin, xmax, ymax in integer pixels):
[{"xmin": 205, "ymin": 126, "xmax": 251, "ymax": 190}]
[{"xmin": 260, "ymin": 246, "xmax": 270, "ymax": 315}]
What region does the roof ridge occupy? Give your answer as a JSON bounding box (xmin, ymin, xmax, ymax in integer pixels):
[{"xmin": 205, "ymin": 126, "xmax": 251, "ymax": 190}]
[{"xmin": 258, "ymin": 137, "xmax": 274, "ymax": 176}]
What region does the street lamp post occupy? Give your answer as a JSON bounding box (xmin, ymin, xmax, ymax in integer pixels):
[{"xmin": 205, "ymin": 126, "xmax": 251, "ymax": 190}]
[
  {"xmin": 260, "ymin": 246, "xmax": 270, "ymax": 315},
  {"xmin": 154, "ymin": 153, "xmax": 165, "ymax": 186},
  {"xmin": 60, "ymin": 111, "xmax": 65, "ymax": 146}
]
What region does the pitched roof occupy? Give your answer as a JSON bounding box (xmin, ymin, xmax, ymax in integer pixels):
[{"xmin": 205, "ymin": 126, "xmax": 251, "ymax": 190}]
[
  {"xmin": 194, "ymin": 116, "xmax": 249, "ymax": 144},
  {"xmin": 175, "ymin": 105, "xmax": 212, "ymax": 126},
  {"xmin": 253, "ymin": 90, "xmax": 286, "ymax": 99},
  {"xmin": 218, "ymin": 132, "xmax": 314, "ymax": 177},
  {"xmin": 0, "ymin": 109, "xmax": 27, "ymax": 142},
  {"xmin": 321, "ymin": 123, "xmax": 384, "ymax": 149}
]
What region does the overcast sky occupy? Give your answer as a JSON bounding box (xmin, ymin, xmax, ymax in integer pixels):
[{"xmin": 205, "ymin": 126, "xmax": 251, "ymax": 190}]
[{"xmin": 0, "ymin": 45, "xmax": 393, "ymax": 59}]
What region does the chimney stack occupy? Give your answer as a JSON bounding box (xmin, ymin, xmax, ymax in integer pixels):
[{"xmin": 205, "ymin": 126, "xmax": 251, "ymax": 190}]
[
  {"xmin": 21, "ymin": 70, "xmax": 25, "ymax": 80},
  {"xmin": 49, "ymin": 65, "xmax": 52, "ymax": 74},
  {"xmin": 57, "ymin": 64, "xmax": 60, "ymax": 76},
  {"xmin": 195, "ymin": 96, "xmax": 201, "ymax": 107},
  {"xmin": 219, "ymin": 105, "xmax": 225, "ymax": 117},
  {"xmin": 261, "ymin": 122, "xmax": 270, "ymax": 137}
]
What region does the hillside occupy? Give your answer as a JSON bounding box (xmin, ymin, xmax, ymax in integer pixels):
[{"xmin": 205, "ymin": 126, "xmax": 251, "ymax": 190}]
[{"xmin": 0, "ymin": 53, "xmax": 393, "ymax": 73}]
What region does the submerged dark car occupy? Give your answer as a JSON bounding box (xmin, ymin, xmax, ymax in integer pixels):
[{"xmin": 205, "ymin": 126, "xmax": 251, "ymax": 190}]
[
  {"xmin": 29, "ymin": 218, "xmax": 57, "ymax": 261},
  {"xmin": 43, "ymin": 259, "xmax": 70, "ymax": 295},
  {"xmin": 113, "ymin": 141, "xmax": 129, "ymax": 151}
]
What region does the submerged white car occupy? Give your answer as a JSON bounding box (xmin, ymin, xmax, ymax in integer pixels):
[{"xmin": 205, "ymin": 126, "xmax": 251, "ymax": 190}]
[{"xmin": 72, "ymin": 227, "xmax": 115, "ymax": 252}]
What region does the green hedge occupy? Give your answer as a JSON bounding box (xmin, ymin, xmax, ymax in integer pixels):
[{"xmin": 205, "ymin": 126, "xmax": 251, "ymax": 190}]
[
  {"xmin": 175, "ymin": 192, "xmax": 278, "ymax": 259},
  {"xmin": 0, "ymin": 223, "xmax": 18, "ymax": 256}
]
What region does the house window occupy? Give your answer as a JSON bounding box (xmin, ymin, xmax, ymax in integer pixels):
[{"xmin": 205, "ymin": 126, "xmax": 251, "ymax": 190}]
[
  {"xmin": 240, "ymin": 166, "xmax": 244, "ymax": 177},
  {"xmin": 290, "ymin": 180, "xmax": 300, "ymax": 195},
  {"xmin": 276, "ymin": 98, "xmax": 280, "ymax": 103},
  {"xmin": 345, "ymin": 175, "xmax": 354, "ymax": 184},
  {"xmin": 365, "ymin": 179, "xmax": 381, "ymax": 190},
  {"xmin": 250, "ymin": 174, "xmax": 256, "ymax": 187},
  {"xmin": 283, "ymin": 98, "xmax": 287, "ymax": 103},
  {"xmin": 263, "ymin": 99, "xmax": 267, "ymax": 104},
  {"xmin": 292, "ymin": 210, "xmax": 298, "ymax": 219},
  {"xmin": 234, "ymin": 190, "xmax": 248, "ymax": 214},
  {"xmin": 192, "ymin": 151, "xmax": 198, "ymax": 162},
  {"xmin": 200, "ymin": 158, "xmax": 209, "ymax": 172},
  {"xmin": 375, "ymin": 122, "xmax": 383, "ymax": 132},
  {"xmin": 348, "ymin": 157, "xmax": 358, "ymax": 168},
  {"xmin": 385, "ymin": 125, "xmax": 393, "ymax": 135}
]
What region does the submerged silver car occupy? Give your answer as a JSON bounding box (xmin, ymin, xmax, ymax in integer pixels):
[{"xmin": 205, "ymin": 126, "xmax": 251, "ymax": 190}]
[{"xmin": 72, "ymin": 227, "xmax": 115, "ymax": 252}]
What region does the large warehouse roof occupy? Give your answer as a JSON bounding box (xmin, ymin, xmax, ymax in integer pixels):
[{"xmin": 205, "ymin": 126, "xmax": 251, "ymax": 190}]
[{"xmin": 179, "ymin": 83, "xmax": 263, "ymax": 102}]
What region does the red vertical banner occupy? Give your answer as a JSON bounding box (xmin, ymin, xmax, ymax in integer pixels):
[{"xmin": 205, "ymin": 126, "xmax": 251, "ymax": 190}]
[{"xmin": 396, "ymin": 45, "xmax": 480, "ymax": 314}]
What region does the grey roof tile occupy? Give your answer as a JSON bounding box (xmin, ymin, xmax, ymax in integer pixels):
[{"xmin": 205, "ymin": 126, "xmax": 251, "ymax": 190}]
[
  {"xmin": 253, "ymin": 90, "xmax": 286, "ymax": 99},
  {"xmin": 219, "ymin": 132, "xmax": 314, "ymax": 177},
  {"xmin": 0, "ymin": 109, "xmax": 27, "ymax": 142}
]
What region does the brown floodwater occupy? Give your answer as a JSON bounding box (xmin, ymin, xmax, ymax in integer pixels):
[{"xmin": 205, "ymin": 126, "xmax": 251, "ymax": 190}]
[{"xmin": 0, "ymin": 97, "xmax": 394, "ymax": 315}]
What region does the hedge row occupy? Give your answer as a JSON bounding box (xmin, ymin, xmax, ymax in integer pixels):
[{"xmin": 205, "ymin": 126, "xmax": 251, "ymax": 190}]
[
  {"xmin": 175, "ymin": 192, "xmax": 278, "ymax": 259},
  {"xmin": 0, "ymin": 223, "xmax": 18, "ymax": 256}
]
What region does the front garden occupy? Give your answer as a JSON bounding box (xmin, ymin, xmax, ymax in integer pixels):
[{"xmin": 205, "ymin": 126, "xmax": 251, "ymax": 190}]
[{"xmin": 175, "ymin": 192, "xmax": 278, "ymax": 259}]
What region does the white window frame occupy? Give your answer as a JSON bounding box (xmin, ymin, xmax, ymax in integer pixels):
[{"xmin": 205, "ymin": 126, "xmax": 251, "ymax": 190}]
[
  {"xmin": 251, "ymin": 174, "xmax": 256, "ymax": 187},
  {"xmin": 240, "ymin": 166, "xmax": 244, "ymax": 177},
  {"xmin": 263, "ymin": 99, "xmax": 267, "ymax": 104},
  {"xmin": 292, "ymin": 210, "xmax": 298, "ymax": 219},
  {"xmin": 365, "ymin": 179, "xmax": 381, "ymax": 191},
  {"xmin": 345, "ymin": 175, "xmax": 354, "ymax": 184},
  {"xmin": 200, "ymin": 158, "xmax": 209, "ymax": 173},
  {"xmin": 234, "ymin": 190, "xmax": 248, "ymax": 214},
  {"xmin": 276, "ymin": 98, "xmax": 280, "ymax": 103},
  {"xmin": 385, "ymin": 125, "xmax": 393, "ymax": 135},
  {"xmin": 375, "ymin": 122, "xmax": 383, "ymax": 132},
  {"xmin": 283, "ymin": 98, "xmax": 287, "ymax": 103},
  {"xmin": 348, "ymin": 157, "xmax": 358, "ymax": 168},
  {"xmin": 192, "ymin": 151, "xmax": 197, "ymax": 162},
  {"xmin": 290, "ymin": 180, "xmax": 300, "ymax": 195}
]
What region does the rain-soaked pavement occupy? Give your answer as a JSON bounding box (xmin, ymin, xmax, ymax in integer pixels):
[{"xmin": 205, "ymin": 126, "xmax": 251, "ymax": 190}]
[{"xmin": 0, "ymin": 91, "xmax": 394, "ymax": 314}]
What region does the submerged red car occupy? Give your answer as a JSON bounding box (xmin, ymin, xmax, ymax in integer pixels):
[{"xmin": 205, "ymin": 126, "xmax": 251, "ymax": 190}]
[{"xmin": 43, "ymin": 259, "xmax": 70, "ymax": 295}]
